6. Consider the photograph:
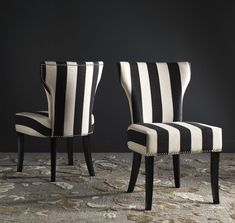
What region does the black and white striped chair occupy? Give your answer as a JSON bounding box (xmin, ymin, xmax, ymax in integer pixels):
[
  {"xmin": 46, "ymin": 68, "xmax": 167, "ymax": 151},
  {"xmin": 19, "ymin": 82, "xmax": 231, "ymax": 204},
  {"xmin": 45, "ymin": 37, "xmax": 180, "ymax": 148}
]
[
  {"xmin": 119, "ymin": 61, "xmax": 222, "ymax": 210},
  {"xmin": 15, "ymin": 61, "xmax": 103, "ymax": 181}
]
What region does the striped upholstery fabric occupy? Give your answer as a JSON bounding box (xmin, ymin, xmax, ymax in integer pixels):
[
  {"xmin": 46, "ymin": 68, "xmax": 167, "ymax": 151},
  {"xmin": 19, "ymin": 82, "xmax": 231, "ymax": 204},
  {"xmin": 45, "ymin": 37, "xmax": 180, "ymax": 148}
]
[
  {"xmin": 15, "ymin": 61, "xmax": 103, "ymax": 137},
  {"xmin": 120, "ymin": 61, "xmax": 222, "ymax": 155},
  {"xmin": 15, "ymin": 111, "xmax": 95, "ymax": 138},
  {"xmin": 16, "ymin": 111, "xmax": 51, "ymax": 137},
  {"xmin": 120, "ymin": 62, "xmax": 190, "ymax": 123},
  {"xmin": 128, "ymin": 122, "xmax": 222, "ymax": 156}
]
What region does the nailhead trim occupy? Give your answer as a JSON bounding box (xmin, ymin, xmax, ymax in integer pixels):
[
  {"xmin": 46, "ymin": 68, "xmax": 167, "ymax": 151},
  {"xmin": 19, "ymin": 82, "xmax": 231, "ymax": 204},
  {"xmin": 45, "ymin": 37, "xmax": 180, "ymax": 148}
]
[{"xmin": 144, "ymin": 149, "xmax": 222, "ymax": 157}]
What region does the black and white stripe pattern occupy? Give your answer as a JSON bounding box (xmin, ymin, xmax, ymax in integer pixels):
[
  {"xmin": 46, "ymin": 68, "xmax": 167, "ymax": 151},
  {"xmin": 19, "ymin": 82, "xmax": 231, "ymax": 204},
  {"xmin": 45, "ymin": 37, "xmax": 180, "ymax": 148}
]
[
  {"xmin": 127, "ymin": 122, "xmax": 222, "ymax": 156},
  {"xmin": 41, "ymin": 61, "xmax": 103, "ymax": 137},
  {"xmin": 15, "ymin": 61, "xmax": 102, "ymax": 137},
  {"xmin": 119, "ymin": 62, "xmax": 191, "ymax": 123},
  {"xmin": 15, "ymin": 111, "xmax": 95, "ymax": 138},
  {"xmin": 15, "ymin": 111, "xmax": 51, "ymax": 137},
  {"xmin": 119, "ymin": 61, "xmax": 222, "ymax": 155}
]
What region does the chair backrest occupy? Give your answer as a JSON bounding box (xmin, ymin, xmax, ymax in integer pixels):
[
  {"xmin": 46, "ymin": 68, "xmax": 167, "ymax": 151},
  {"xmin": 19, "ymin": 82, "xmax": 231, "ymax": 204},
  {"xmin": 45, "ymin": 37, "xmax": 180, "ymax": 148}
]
[
  {"xmin": 119, "ymin": 62, "xmax": 191, "ymax": 123},
  {"xmin": 41, "ymin": 61, "xmax": 103, "ymax": 137}
]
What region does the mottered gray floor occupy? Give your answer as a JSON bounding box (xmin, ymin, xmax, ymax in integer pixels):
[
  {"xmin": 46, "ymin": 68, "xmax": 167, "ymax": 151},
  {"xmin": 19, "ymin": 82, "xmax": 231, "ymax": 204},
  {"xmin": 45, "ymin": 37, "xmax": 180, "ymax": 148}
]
[{"xmin": 0, "ymin": 153, "xmax": 234, "ymax": 223}]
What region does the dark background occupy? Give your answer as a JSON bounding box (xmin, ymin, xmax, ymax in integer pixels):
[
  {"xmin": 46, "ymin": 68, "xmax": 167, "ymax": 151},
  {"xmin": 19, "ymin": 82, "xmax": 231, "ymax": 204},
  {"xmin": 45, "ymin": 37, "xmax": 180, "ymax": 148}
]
[{"xmin": 0, "ymin": 0, "xmax": 234, "ymax": 153}]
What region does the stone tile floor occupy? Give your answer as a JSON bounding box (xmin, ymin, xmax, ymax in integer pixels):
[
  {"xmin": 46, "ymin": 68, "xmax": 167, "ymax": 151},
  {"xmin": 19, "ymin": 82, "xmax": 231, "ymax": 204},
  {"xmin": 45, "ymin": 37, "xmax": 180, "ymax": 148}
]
[{"xmin": 0, "ymin": 153, "xmax": 234, "ymax": 223}]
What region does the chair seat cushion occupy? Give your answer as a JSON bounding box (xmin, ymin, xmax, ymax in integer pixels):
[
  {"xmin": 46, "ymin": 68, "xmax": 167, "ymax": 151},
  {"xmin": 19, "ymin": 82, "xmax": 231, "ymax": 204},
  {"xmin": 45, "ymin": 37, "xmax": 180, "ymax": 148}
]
[
  {"xmin": 127, "ymin": 122, "xmax": 222, "ymax": 156},
  {"xmin": 15, "ymin": 111, "xmax": 95, "ymax": 137},
  {"xmin": 15, "ymin": 111, "xmax": 52, "ymax": 137}
]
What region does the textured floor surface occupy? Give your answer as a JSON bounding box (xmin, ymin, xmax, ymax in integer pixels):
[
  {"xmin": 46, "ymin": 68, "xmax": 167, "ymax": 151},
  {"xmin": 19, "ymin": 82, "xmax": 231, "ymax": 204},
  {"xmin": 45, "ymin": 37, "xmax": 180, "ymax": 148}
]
[{"xmin": 0, "ymin": 153, "xmax": 235, "ymax": 223}]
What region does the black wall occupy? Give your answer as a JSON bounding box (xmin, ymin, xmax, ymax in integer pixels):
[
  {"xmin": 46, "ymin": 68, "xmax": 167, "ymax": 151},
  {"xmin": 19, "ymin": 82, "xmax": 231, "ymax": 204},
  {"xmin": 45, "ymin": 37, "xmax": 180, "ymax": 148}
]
[{"xmin": 0, "ymin": 0, "xmax": 235, "ymax": 152}]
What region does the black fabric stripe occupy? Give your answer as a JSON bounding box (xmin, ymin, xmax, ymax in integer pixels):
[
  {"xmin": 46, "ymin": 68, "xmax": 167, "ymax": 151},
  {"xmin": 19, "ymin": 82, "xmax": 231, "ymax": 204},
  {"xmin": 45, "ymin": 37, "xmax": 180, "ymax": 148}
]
[
  {"xmin": 147, "ymin": 63, "xmax": 162, "ymax": 122},
  {"xmin": 16, "ymin": 116, "xmax": 51, "ymax": 136},
  {"xmin": 88, "ymin": 64, "xmax": 99, "ymax": 132},
  {"xmin": 73, "ymin": 63, "xmax": 86, "ymax": 135},
  {"xmin": 167, "ymin": 63, "xmax": 182, "ymax": 121},
  {"xmin": 166, "ymin": 123, "xmax": 191, "ymax": 153},
  {"xmin": 127, "ymin": 129, "xmax": 147, "ymax": 146},
  {"xmin": 142, "ymin": 123, "xmax": 169, "ymax": 154},
  {"xmin": 90, "ymin": 124, "xmax": 94, "ymax": 133},
  {"xmin": 53, "ymin": 62, "xmax": 67, "ymax": 136},
  {"xmin": 130, "ymin": 63, "xmax": 143, "ymax": 123},
  {"xmin": 40, "ymin": 63, "xmax": 50, "ymax": 93},
  {"xmin": 186, "ymin": 122, "xmax": 213, "ymax": 151},
  {"xmin": 117, "ymin": 63, "xmax": 121, "ymax": 83}
]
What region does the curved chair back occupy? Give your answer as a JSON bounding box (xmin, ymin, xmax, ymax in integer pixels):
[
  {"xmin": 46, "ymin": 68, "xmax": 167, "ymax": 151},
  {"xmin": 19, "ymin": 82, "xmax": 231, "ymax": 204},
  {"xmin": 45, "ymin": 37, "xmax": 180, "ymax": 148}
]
[
  {"xmin": 119, "ymin": 62, "xmax": 191, "ymax": 123},
  {"xmin": 41, "ymin": 61, "xmax": 103, "ymax": 137}
]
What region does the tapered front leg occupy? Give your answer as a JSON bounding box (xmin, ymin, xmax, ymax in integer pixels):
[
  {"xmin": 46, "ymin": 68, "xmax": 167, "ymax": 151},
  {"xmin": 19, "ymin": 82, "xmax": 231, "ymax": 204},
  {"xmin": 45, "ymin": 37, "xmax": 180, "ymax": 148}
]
[
  {"xmin": 145, "ymin": 156, "xmax": 154, "ymax": 210},
  {"xmin": 82, "ymin": 135, "xmax": 95, "ymax": 176},
  {"xmin": 127, "ymin": 152, "xmax": 142, "ymax": 192},
  {"xmin": 50, "ymin": 138, "xmax": 57, "ymax": 182},
  {"xmin": 17, "ymin": 133, "xmax": 24, "ymax": 172},
  {"xmin": 67, "ymin": 138, "xmax": 74, "ymax": 165},
  {"xmin": 211, "ymin": 152, "xmax": 220, "ymax": 204},
  {"xmin": 173, "ymin": 154, "xmax": 180, "ymax": 188}
]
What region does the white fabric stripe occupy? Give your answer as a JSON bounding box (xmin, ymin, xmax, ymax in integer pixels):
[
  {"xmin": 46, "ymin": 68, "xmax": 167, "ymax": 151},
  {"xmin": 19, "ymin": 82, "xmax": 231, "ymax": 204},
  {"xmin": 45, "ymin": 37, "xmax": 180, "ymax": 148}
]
[
  {"xmin": 178, "ymin": 62, "xmax": 191, "ymax": 99},
  {"xmin": 128, "ymin": 124, "xmax": 157, "ymax": 154},
  {"xmin": 95, "ymin": 61, "xmax": 103, "ymax": 91},
  {"xmin": 91, "ymin": 114, "xmax": 95, "ymax": 125},
  {"xmin": 45, "ymin": 61, "xmax": 57, "ymax": 135},
  {"xmin": 16, "ymin": 112, "xmax": 51, "ymax": 128},
  {"xmin": 63, "ymin": 63, "xmax": 78, "ymax": 136},
  {"xmin": 127, "ymin": 142, "xmax": 148, "ymax": 156},
  {"xmin": 120, "ymin": 62, "xmax": 133, "ymax": 123},
  {"xmin": 44, "ymin": 91, "xmax": 52, "ymax": 120},
  {"xmin": 137, "ymin": 62, "xmax": 153, "ymax": 123},
  {"xmin": 81, "ymin": 62, "xmax": 94, "ymax": 135},
  {"xmin": 195, "ymin": 123, "xmax": 222, "ymax": 151},
  {"xmin": 152, "ymin": 123, "xmax": 180, "ymax": 154},
  {"xmin": 156, "ymin": 63, "xmax": 174, "ymax": 122},
  {"xmin": 67, "ymin": 61, "xmax": 77, "ymax": 66},
  {"xmin": 174, "ymin": 122, "xmax": 203, "ymax": 153},
  {"xmin": 15, "ymin": 125, "xmax": 45, "ymax": 137}
]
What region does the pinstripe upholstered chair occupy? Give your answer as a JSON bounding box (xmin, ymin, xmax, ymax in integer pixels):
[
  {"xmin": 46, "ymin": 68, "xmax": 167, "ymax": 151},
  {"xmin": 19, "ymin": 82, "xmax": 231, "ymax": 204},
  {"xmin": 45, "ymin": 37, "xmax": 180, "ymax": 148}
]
[
  {"xmin": 119, "ymin": 61, "xmax": 222, "ymax": 210},
  {"xmin": 15, "ymin": 61, "xmax": 103, "ymax": 182}
]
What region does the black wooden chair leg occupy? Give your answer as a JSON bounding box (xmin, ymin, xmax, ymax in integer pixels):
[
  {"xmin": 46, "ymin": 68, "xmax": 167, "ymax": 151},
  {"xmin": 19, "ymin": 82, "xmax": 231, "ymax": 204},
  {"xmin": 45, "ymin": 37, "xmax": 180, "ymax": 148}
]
[
  {"xmin": 173, "ymin": 154, "xmax": 180, "ymax": 188},
  {"xmin": 50, "ymin": 138, "xmax": 57, "ymax": 182},
  {"xmin": 127, "ymin": 152, "xmax": 142, "ymax": 193},
  {"xmin": 145, "ymin": 156, "xmax": 154, "ymax": 210},
  {"xmin": 211, "ymin": 152, "xmax": 220, "ymax": 204},
  {"xmin": 82, "ymin": 135, "xmax": 95, "ymax": 176},
  {"xmin": 67, "ymin": 138, "xmax": 74, "ymax": 165},
  {"xmin": 17, "ymin": 133, "xmax": 24, "ymax": 172}
]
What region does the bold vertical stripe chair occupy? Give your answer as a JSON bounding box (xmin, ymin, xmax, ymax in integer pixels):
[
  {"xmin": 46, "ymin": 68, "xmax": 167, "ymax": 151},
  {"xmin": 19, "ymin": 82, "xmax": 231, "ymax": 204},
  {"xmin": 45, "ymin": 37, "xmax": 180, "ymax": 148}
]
[
  {"xmin": 119, "ymin": 61, "xmax": 222, "ymax": 210},
  {"xmin": 15, "ymin": 61, "xmax": 103, "ymax": 181}
]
